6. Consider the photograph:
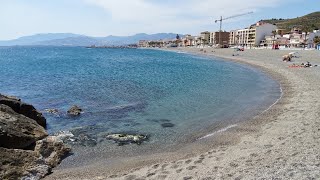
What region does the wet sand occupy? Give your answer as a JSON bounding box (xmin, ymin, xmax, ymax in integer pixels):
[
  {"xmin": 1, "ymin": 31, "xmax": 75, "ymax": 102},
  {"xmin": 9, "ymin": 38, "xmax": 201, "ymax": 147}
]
[{"xmin": 46, "ymin": 48, "xmax": 320, "ymax": 180}]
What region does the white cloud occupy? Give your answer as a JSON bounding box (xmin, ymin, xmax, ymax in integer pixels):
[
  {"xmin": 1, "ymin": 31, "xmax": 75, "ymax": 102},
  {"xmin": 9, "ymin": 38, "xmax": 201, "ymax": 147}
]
[
  {"xmin": 85, "ymin": 0, "xmax": 279, "ymax": 24},
  {"xmin": 85, "ymin": 0, "xmax": 298, "ymax": 35}
]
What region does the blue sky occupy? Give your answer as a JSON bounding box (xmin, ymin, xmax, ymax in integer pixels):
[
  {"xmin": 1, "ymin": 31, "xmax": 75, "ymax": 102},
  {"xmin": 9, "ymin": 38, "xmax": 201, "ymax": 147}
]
[{"xmin": 0, "ymin": 0, "xmax": 318, "ymax": 40}]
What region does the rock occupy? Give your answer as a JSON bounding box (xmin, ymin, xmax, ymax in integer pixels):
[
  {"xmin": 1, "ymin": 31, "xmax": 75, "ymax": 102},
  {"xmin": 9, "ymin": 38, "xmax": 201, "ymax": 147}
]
[
  {"xmin": 0, "ymin": 147, "xmax": 40, "ymax": 180},
  {"xmin": 67, "ymin": 105, "xmax": 82, "ymax": 116},
  {"xmin": 44, "ymin": 108, "xmax": 59, "ymax": 115},
  {"xmin": 0, "ymin": 94, "xmax": 71, "ymax": 180},
  {"xmin": 34, "ymin": 136, "xmax": 72, "ymax": 167},
  {"xmin": 0, "ymin": 94, "xmax": 46, "ymax": 128},
  {"xmin": 106, "ymin": 133, "xmax": 147, "ymax": 145},
  {"xmin": 161, "ymin": 123, "xmax": 175, "ymax": 128},
  {"xmin": 0, "ymin": 104, "xmax": 48, "ymax": 149},
  {"xmin": 0, "ymin": 136, "xmax": 71, "ymax": 180}
]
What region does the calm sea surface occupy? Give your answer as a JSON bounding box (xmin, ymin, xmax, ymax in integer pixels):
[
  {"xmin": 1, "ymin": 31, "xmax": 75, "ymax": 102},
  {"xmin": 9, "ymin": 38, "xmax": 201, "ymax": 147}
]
[{"xmin": 0, "ymin": 47, "xmax": 280, "ymax": 163}]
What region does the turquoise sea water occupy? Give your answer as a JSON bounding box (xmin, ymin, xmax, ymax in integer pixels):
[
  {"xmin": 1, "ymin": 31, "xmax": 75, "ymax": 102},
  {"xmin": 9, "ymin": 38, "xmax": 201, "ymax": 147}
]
[{"xmin": 0, "ymin": 47, "xmax": 280, "ymax": 158}]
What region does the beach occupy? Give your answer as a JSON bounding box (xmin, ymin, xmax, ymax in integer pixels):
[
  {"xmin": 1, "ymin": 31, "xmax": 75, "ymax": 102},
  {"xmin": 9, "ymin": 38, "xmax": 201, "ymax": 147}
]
[{"xmin": 45, "ymin": 48, "xmax": 320, "ymax": 180}]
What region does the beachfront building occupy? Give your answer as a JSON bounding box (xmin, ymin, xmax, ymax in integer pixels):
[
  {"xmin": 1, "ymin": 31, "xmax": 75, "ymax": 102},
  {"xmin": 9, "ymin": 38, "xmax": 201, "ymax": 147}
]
[
  {"xmin": 306, "ymin": 30, "xmax": 320, "ymax": 48},
  {"xmin": 138, "ymin": 40, "xmax": 149, "ymax": 47},
  {"xmin": 199, "ymin": 31, "xmax": 211, "ymax": 46},
  {"xmin": 229, "ymin": 21, "xmax": 277, "ymax": 47},
  {"xmin": 262, "ymin": 35, "xmax": 289, "ymax": 47},
  {"xmin": 211, "ymin": 31, "xmax": 230, "ymax": 47},
  {"xmin": 229, "ymin": 30, "xmax": 238, "ymax": 46},
  {"xmin": 182, "ymin": 34, "xmax": 197, "ymax": 46}
]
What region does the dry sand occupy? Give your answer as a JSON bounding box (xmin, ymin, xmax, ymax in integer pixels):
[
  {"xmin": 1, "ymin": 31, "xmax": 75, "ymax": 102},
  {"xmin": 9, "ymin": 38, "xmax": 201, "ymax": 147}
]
[{"xmin": 46, "ymin": 48, "xmax": 320, "ymax": 180}]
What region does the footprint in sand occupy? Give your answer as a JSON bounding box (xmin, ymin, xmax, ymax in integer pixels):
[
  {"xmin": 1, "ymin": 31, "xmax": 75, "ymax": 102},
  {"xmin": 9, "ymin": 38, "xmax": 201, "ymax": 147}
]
[
  {"xmin": 155, "ymin": 175, "xmax": 167, "ymax": 179},
  {"xmin": 186, "ymin": 166, "xmax": 197, "ymax": 170},
  {"xmin": 183, "ymin": 176, "xmax": 194, "ymax": 180},
  {"xmin": 146, "ymin": 172, "xmax": 156, "ymax": 177},
  {"xmin": 161, "ymin": 164, "xmax": 169, "ymax": 169},
  {"xmin": 176, "ymin": 168, "xmax": 183, "ymax": 173},
  {"xmin": 194, "ymin": 159, "xmax": 203, "ymax": 164},
  {"xmin": 152, "ymin": 164, "xmax": 160, "ymax": 169},
  {"xmin": 170, "ymin": 164, "xmax": 179, "ymax": 169},
  {"xmin": 124, "ymin": 175, "xmax": 137, "ymax": 180}
]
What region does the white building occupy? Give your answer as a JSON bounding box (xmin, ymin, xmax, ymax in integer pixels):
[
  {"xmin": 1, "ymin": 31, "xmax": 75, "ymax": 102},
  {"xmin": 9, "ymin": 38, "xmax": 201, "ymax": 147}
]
[
  {"xmin": 307, "ymin": 30, "xmax": 320, "ymax": 48},
  {"xmin": 229, "ymin": 21, "xmax": 277, "ymax": 47}
]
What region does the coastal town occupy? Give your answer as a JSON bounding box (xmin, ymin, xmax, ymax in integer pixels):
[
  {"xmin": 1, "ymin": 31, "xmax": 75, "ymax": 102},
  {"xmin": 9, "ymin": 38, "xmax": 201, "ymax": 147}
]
[{"xmin": 138, "ymin": 21, "xmax": 320, "ymax": 50}]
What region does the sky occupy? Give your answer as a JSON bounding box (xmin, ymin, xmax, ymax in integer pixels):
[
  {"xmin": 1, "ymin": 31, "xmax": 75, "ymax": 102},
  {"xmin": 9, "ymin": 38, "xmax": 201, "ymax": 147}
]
[{"xmin": 0, "ymin": 0, "xmax": 318, "ymax": 40}]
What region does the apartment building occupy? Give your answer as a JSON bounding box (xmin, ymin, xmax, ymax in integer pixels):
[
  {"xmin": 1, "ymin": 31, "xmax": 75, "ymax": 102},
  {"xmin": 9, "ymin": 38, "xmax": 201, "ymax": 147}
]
[
  {"xmin": 200, "ymin": 31, "xmax": 211, "ymax": 45},
  {"xmin": 229, "ymin": 21, "xmax": 277, "ymax": 47},
  {"xmin": 211, "ymin": 32, "xmax": 230, "ymax": 47}
]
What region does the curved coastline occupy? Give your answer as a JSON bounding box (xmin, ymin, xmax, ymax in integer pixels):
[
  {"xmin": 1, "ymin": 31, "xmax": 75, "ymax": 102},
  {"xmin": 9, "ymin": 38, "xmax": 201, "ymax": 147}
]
[
  {"xmin": 110, "ymin": 48, "xmax": 319, "ymax": 180},
  {"xmin": 43, "ymin": 48, "xmax": 312, "ymax": 179}
]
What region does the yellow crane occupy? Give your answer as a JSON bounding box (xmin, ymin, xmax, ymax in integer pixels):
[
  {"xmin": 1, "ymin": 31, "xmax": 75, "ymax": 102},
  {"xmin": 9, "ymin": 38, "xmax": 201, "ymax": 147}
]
[{"xmin": 215, "ymin": 11, "xmax": 253, "ymax": 47}]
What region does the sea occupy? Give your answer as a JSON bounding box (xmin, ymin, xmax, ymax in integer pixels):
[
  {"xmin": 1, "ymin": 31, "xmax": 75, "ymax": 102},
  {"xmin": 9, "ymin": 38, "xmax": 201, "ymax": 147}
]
[{"xmin": 0, "ymin": 46, "xmax": 281, "ymax": 167}]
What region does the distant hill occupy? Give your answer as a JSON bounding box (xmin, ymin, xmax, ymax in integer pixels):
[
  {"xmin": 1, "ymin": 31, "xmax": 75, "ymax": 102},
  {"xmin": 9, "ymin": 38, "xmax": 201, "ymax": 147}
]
[
  {"xmin": 0, "ymin": 33, "xmax": 183, "ymax": 46},
  {"xmin": 0, "ymin": 33, "xmax": 83, "ymax": 46},
  {"xmin": 263, "ymin": 11, "xmax": 320, "ymax": 32}
]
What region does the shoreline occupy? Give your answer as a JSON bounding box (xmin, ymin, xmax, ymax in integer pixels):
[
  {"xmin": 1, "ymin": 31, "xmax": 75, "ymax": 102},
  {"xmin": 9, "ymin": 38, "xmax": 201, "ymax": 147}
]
[{"xmin": 46, "ymin": 48, "xmax": 320, "ymax": 179}]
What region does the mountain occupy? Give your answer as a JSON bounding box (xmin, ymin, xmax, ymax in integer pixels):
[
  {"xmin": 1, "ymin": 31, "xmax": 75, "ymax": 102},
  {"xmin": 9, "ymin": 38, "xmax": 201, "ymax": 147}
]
[
  {"xmin": 0, "ymin": 33, "xmax": 183, "ymax": 46},
  {"xmin": 263, "ymin": 11, "xmax": 320, "ymax": 32},
  {"xmin": 0, "ymin": 33, "xmax": 83, "ymax": 46}
]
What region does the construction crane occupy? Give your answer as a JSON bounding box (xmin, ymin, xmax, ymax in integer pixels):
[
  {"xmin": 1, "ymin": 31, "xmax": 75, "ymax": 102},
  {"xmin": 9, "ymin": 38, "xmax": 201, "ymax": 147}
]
[{"xmin": 215, "ymin": 11, "xmax": 253, "ymax": 47}]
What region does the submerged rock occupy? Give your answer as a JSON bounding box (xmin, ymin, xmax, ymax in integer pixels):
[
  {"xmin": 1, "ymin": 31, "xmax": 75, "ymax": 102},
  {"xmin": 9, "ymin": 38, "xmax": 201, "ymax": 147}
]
[
  {"xmin": 56, "ymin": 128, "xmax": 98, "ymax": 147},
  {"xmin": 67, "ymin": 105, "xmax": 82, "ymax": 116},
  {"xmin": 161, "ymin": 123, "xmax": 175, "ymax": 128},
  {"xmin": 106, "ymin": 102, "xmax": 146, "ymax": 113},
  {"xmin": 45, "ymin": 108, "xmax": 59, "ymax": 115},
  {"xmin": 106, "ymin": 133, "xmax": 147, "ymax": 145}
]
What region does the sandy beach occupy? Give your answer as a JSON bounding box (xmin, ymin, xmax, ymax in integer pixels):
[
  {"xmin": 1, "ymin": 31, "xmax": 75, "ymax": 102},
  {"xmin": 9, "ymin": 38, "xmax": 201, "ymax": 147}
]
[{"xmin": 46, "ymin": 48, "xmax": 320, "ymax": 180}]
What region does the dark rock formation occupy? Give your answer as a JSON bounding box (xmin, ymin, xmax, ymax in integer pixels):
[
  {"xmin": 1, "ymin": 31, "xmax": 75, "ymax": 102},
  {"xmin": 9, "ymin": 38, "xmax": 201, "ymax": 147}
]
[
  {"xmin": 0, "ymin": 104, "xmax": 48, "ymax": 149},
  {"xmin": 67, "ymin": 105, "xmax": 82, "ymax": 116},
  {"xmin": 0, "ymin": 94, "xmax": 46, "ymax": 128},
  {"xmin": 106, "ymin": 133, "xmax": 147, "ymax": 145},
  {"xmin": 0, "ymin": 94, "xmax": 71, "ymax": 180}
]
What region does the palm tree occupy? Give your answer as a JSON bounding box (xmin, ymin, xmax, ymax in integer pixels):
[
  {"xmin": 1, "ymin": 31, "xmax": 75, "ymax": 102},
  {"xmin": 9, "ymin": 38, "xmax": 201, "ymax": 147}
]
[
  {"xmin": 301, "ymin": 25, "xmax": 312, "ymax": 48},
  {"xmin": 184, "ymin": 39, "xmax": 188, "ymax": 47},
  {"xmin": 314, "ymin": 36, "xmax": 320, "ymax": 47},
  {"xmin": 202, "ymin": 39, "xmax": 207, "ymax": 46},
  {"xmin": 198, "ymin": 37, "xmax": 202, "ymax": 47},
  {"xmin": 248, "ymin": 33, "xmax": 254, "ymax": 49},
  {"xmin": 235, "ymin": 34, "xmax": 240, "ymax": 47}
]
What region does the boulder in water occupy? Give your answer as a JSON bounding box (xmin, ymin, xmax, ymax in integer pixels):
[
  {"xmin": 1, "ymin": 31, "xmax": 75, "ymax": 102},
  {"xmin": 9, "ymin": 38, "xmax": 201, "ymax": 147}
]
[
  {"xmin": 106, "ymin": 133, "xmax": 147, "ymax": 145},
  {"xmin": 67, "ymin": 105, "xmax": 82, "ymax": 116},
  {"xmin": 45, "ymin": 108, "xmax": 59, "ymax": 115}
]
